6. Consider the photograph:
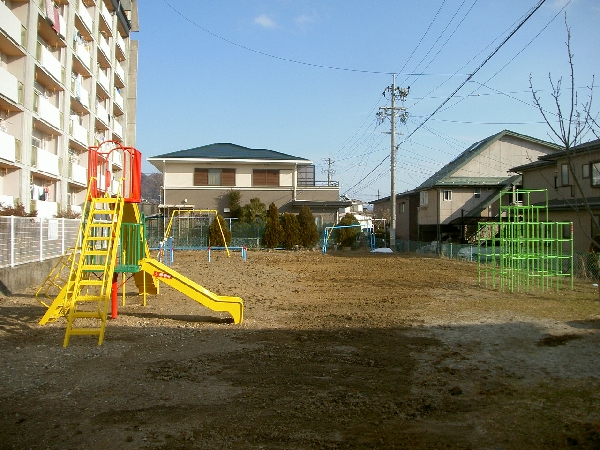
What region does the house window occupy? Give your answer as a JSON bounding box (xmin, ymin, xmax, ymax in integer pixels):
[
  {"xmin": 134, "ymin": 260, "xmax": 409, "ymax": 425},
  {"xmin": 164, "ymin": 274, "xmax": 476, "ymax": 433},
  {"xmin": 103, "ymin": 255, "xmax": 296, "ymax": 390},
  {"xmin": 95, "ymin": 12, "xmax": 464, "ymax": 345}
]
[
  {"xmin": 592, "ymin": 162, "xmax": 600, "ymax": 187},
  {"xmin": 400, "ymin": 203, "xmax": 405, "ymax": 213},
  {"xmin": 561, "ymin": 163, "xmax": 569, "ymax": 186},
  {"xmin": 420, "ymin": 191, "xmax": 428, "ymax": 206},
  {"xmin": 443, "ymin": 190, "xmax": 452, "ymax": 201},
  {"xmin": 194, "ymin": 168, "xmax": 236, "ymax": 186},
  {"xmin": 582, "ymin": 164, "xmax": 590, "ymax": 179},
  {"xmin": 253, "ymin": 169, "xmax": 280, "ymax": 186},
  {"xmin": 474, "ymin": 188, "xmax": 481, "ymax": 199}
]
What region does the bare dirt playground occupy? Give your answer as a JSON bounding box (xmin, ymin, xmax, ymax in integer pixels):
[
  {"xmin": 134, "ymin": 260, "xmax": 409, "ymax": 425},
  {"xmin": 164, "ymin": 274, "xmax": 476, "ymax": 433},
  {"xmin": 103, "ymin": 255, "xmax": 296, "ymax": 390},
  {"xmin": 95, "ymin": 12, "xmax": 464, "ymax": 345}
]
[{"xmin": 1, "ymin": 250, "xmax": 600, "ymax": 449}]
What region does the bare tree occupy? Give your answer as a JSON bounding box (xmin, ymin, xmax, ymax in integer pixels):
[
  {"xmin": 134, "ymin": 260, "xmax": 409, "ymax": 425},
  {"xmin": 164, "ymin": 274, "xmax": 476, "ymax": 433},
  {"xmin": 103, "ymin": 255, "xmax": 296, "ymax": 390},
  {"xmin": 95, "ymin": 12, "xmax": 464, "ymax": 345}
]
[{"xmin": 530, "ymin": 15, "xmax": 598, "ymax": 246}]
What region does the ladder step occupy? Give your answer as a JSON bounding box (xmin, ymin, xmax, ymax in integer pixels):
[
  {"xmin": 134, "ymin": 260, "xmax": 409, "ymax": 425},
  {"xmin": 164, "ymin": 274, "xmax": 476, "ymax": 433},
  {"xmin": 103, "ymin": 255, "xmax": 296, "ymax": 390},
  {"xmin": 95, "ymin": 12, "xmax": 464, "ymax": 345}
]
[
  {"xmin": 75, "ymin": 295, "xmax": 105, "ymax": 301},
  {"xmin": 85, "ymin": 250, "xmax": 110, "ymax": 256},
  {"xmin": 81, "ymin": 265, "xmax": 106, "ymax": 271},
  {"xmin": 71, "ymin": 311, "xmax": 103, "ymax": 319},
  {"xmin": 78, "ymin": 279, "xmax": 103, "ymax": 286},
  {"xmin": 92, "ymin": 210, "xmax": 117, "ymax": 215},
  {"xmin": 67, "ymin": 328, "xmax": 103, "ymax": 336}
]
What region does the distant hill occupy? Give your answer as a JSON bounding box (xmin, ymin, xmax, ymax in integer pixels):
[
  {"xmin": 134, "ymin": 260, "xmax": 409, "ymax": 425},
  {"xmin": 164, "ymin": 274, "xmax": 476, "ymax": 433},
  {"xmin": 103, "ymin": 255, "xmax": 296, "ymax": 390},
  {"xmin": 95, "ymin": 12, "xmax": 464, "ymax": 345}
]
[{"xmin": 141, "ymin": 173, "xmax": 162, "ymax": 203}]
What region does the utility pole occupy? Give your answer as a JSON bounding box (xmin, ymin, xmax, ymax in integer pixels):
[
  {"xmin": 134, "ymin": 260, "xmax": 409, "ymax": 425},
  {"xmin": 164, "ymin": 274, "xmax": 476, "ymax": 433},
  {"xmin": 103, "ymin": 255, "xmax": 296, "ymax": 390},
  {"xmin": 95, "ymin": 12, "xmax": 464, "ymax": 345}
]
[
  {"xmin": 322, "ymin": 158, "xmax": 335, "ymax": 186},
  {"xmin": 377, "ymin": 75, "xmax": 409, "ymax": 251}
]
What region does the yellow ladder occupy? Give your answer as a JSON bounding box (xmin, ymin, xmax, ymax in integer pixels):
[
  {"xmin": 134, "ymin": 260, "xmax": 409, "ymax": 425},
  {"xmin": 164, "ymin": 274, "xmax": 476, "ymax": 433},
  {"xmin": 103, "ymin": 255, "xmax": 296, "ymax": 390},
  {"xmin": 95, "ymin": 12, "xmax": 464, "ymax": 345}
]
[
  {"xmin": 63, "ymin": 195, "xmax": 125, "ymax": 346},
  {"xmin": 35, "ymin": 248, "xmax": 77, "ymax": 308}
]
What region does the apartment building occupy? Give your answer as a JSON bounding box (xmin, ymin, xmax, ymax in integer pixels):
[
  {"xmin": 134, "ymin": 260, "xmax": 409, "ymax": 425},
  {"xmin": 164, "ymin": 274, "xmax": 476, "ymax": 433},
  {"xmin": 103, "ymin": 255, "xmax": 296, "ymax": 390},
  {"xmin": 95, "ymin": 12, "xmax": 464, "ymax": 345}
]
[{"xmin": 0, "ymin": 0, "xmax": 138, "ymax": 217}]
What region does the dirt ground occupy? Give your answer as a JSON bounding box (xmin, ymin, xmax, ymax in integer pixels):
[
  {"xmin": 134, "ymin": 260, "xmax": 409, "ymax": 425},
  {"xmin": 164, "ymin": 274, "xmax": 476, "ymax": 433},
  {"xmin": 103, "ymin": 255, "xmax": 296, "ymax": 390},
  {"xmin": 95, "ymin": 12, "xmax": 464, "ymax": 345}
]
[{"xmin": 1, "ymin": 250, "xmax": 599, "ymax": 450}]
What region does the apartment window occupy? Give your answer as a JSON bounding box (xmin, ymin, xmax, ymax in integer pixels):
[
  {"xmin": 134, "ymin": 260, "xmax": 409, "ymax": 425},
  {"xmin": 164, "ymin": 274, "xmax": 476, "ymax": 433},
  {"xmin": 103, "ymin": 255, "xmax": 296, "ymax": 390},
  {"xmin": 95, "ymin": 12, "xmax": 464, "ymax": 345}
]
[
  {"xmin": 474, "ymin": 188, "xmax": 481, "ymax": 199},
  {"xmin": 592, "ymin": 162, "xmax": 600, "ymax": 187},
  {"xmin": 253, "ymin": 169, "xmax": 280, "ymax": 186},
  {"xmin": 194, "ymin": 168, "xmax": 236, "ymax": 186},
  {"xmin": 400, "ymin": 203, "xmax": 405, "ymax": 213},
  {"xmin": 582, "ymin": 164, "xmax": 590, "ymax": 179},
  {"xmin": 420, "ymin": 191, "xmax": 428, "ymax": 206},
  {"xmin": 561, "ymin": 163, "xmax": 569, "ymax": 186},
  {"xmin": 443, "ymin": 190, "xmax": 452, "ymax": 201}
]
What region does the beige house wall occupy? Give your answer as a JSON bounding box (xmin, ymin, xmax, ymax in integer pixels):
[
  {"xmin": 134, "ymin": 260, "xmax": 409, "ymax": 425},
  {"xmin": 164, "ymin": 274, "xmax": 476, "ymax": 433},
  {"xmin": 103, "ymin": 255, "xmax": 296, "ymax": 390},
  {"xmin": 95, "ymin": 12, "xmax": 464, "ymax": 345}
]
[{"xmin": 455, "ymin": 135, "xmax": 556, "ymax": 178}]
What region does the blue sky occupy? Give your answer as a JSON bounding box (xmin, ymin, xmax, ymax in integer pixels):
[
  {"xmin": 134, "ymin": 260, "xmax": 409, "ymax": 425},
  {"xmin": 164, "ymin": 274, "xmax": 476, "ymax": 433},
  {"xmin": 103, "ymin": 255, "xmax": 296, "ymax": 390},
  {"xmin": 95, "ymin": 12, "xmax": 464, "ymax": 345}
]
[{"xmin": 135, "ymin": 0, "xmax": 599, "ymax": 202}]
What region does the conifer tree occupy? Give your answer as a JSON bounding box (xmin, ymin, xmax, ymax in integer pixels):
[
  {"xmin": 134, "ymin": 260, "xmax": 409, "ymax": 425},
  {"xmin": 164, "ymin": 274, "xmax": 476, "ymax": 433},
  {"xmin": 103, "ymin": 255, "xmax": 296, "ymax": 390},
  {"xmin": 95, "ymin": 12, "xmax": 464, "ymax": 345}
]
[
  {"xmin": 208, "ymin": 214, "xmax": 231, "ymax": 247},
  {"xmin": 262, "ymin": 202, "xmax": 283, "ymax": 248},
  {"xmin": 297, "ymin": 205, "xmax": 319, "ymax": 248},
  {"xmin": 280, "ymin": 212, "xmax": 300, "ymax": 249}
]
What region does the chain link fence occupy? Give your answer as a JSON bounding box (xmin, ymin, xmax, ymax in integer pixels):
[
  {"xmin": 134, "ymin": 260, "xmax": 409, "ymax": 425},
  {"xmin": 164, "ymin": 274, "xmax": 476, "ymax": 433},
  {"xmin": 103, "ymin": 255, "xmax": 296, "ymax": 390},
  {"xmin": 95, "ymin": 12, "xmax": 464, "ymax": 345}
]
[{"xmin": 0, "ymin": 216, "xmax": 81, "ymax": 268}]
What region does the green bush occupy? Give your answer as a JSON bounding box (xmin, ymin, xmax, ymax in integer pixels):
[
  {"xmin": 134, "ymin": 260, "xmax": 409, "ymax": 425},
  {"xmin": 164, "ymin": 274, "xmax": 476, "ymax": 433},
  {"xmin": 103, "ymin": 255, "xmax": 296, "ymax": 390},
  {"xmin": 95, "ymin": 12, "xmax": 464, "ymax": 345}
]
[
  {"xmin": 227, "ymin": 190, "xmax": 242, "ymax": 218},
  {"xmin": 336, "ymin": 213, "xmax": 360, "ymax": 248},
  {"xmin": 208, "ymin": 214, "xmax": 231, "ymax": 247},
  {"xmin": 280, "ymin": 212, "xmax": 300, "ymax": 249},
  {"xmin": 297, "ymin": 205, "xmax": 319, "ymax": 248},
  {"xmin": 262, "ymin": 202, "xmax": 283, "ymax": 248},
  {"xmin": 240, "ymin": 197, "xmax": 266, "ymax": 224}
]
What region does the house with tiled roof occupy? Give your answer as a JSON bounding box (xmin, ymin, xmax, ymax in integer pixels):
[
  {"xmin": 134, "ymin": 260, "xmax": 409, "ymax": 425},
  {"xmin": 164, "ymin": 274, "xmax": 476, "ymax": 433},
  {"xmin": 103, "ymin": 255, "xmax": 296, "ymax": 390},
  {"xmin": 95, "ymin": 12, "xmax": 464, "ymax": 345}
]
[
  {"xmin": 147, "ymin": 143, "xmax": 350, "ymax": 225},
  {"xmin": 372, "ymin": 130, "xmax": 560, "ymax": 244},
  {"xmin": 511, "ymin": 138, "xmax": 600, "ymax": 252}
]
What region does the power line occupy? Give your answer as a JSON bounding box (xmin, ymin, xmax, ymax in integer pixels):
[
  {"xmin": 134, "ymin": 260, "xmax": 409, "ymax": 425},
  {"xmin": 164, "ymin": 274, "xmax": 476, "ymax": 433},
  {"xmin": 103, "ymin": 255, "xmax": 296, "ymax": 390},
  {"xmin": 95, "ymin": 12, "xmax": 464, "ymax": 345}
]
[{"xmin": 343, "ymin": 0, "xmax": 549, "ymax": 197}]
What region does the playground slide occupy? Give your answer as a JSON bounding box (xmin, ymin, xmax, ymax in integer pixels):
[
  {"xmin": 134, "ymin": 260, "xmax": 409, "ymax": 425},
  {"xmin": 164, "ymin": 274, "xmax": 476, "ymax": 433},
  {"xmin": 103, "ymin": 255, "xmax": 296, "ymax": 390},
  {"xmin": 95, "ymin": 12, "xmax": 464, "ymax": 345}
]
[{"xmin": 139, "ymin": 258, "xmax": 244, "ymax": 324}]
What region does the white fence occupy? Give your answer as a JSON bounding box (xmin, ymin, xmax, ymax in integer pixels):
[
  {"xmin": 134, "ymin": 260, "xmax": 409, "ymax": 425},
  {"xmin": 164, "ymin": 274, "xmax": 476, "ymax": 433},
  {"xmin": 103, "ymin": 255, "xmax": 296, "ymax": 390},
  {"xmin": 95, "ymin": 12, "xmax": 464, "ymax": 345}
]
[{"xmin": 0, "ymin": 216, "xmax": 80, "ymax": 268}]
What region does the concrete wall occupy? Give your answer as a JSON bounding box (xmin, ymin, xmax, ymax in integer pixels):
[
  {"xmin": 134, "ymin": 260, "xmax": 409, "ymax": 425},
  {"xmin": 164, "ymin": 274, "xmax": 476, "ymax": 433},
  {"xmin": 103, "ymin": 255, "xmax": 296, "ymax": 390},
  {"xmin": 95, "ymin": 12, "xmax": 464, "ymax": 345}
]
[{"xmin": 0, "ymin": 257, "xmax": 59, "ymax": 295}]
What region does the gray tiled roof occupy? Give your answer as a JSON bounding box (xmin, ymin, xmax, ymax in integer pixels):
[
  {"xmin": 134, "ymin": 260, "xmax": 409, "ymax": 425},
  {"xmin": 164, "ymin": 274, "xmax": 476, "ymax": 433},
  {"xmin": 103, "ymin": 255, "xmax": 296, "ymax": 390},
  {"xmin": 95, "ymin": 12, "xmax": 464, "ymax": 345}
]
[
  {"xmin": 149, "ymin": 143, "xmax": 310, "ymax": 162},
  {"xmin": 416, "ymin": 130, "xmax": 559, "ymax": 190}
]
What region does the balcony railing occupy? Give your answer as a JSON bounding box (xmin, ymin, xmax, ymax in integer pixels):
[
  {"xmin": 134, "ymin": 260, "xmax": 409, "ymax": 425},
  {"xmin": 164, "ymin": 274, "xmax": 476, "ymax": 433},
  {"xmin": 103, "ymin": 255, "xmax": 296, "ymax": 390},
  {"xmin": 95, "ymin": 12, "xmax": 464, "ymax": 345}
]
[
  {"xmin": 37, "ymin": 43, "xmax": 63, "ymax": 83},
  {"xmin": 99, "ymin": 35, "xmax": 111, "ymax": 60},
  {"xmin": 77, "ymin": 0, "xmax": 93, "ymax": 33},
  {"xmin": 0, "ymin": 67, "xmax": 20, "ymax": 105},
  {"xmin": 70, "ymin": 119, "xmax": 88, "ymax": 146},
  {"xmin": 0, "ymin": 1, "xmax": 23, "ymax": 47},
  {"xmin": 96, "ymin": 103, "xmax": 109, "ymax": 125},
  {"xmin": 32, "ymin": 200, "xmax": 58, "ymax": 219},
  {"xmin": 112, "ymin": 119, "xmax": 122, "ymax": 138},
  {"xmin": 113, "ymin": 89, "xmax": 123, "ymax": 110},
  {"xmin": 34, "ymin": 94, "xmax": 61, "ymax": 129},
  {"xmin": 31, "ymin": 146, "xmax": 61, "ymax": 177},
  {"xmin": 97, "ymin": 68, "xmax": 109, "ymax": 92},
  {"xmin": 0, "ymin": 130, "xmax": 17, "ymax": 163},
  {"xmin": 116, "ymin": 33, "xmax": 126, "ymax": 54},
  {"xmin": 115, "ymin": 62, "xmax": 125, "ymax": 82},
  {"xmin": 72, "ymin": 79, "xmax": 90, "ymax": 109},
  {"xmin": 69, "ymin": 161, "xmax": 87, "ymax": 185},
  {"xmin": 0, "ymin": 195, "xmax": 14, "ymax": 208},
  {"xmin": 100, "ymin": 1, "xmax": 113, "ymax": 32},
  {"xmin": 75, "ymin": 41, "xmax": 91, "ymax": 70}
]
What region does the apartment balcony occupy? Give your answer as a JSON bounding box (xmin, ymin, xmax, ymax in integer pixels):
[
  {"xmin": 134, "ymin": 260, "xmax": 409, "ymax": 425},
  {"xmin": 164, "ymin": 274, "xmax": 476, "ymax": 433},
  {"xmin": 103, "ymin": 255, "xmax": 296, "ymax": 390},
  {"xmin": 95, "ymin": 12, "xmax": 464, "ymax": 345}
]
[
  {"xmin": 75, "ymin": 41, "xmax": 91, "ymax": 72},
  {"xmin": 69, "ymin": 204, "xmax": 82, "ymax": 215},
  {"xmin": 111, "ymin": 149, "xmax": 122, "ymax": 168},
  {"xmin": 76, "ymin": 0, "xmax": 93, "ymax": 36},
  {"xmin": 0, "ymin": 67, "xmax": 21, "ymax": 107},
  {"xmin": 72, "ymin": 80, "xmax": 90, "ymax": 110},
  {"xmin": 31, "ymin": 147, "xmax": 60, "ymax": 177},
  {"xmin": 69, "ymin": 161, "xmax": 87, "ymax": 185},
  {"xmin": 99, "ymin": 1, "xmax": 113, "ymax": 35},
  {"xmin": 34, "ymin": 94, "xmax": 61, "ymax": 130},
  {"xmin": 113, "ymin": 88, "xmax": 123, "ymax": 110},
  {"xmin": 0, "ymin": 130, "xmax": 20, "ymax": 164},
  {"xmin": 37, "ymin": 44, "xmax": 63, "ymax": 85},
  {"xmin": 0, "ymin": 195, "xmax": 14, "ymax": 208},
  {"xmin": 112, "ymin": 119, "xmax": 122, "ymax": 138},
  {"xmin": 97, "ymin": 69, "xmax": 109, "ymax": 94},
  {"xmin": 115, "ymin": 61, "xmax": 125, "ymax": 84},
  {"xmin": 115, "ymin": 33, "xmax": 126, "ymax": 60},
  {"xmin": 0, "ymin": 1, "xmax": 24, "ymax": 53},
  {"xmin": 69, "ymin": 119, "xmax": 88, "ymax": 146},
  {"xmin": 37, "ymin": 8, "xmax": 66, "ymax": 48},
  {"xmin": 33, "ymin": 199, "xmax": 58, "ymax": 219},
  {"xmin": 98, "ymin": 35, "xmax": 111, "ymax": 61},
  {"xmin": 96, "ymin": 103, "xmax": 109, "ymax": 126}
]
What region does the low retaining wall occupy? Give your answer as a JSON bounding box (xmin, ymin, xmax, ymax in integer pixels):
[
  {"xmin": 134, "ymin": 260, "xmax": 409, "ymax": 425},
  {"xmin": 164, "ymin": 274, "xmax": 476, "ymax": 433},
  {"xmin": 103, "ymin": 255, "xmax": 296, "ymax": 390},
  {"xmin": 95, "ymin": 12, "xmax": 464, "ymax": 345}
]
[{"xmin": 0, "ymin": 258, "xmax": 59, "ymax": 296}]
